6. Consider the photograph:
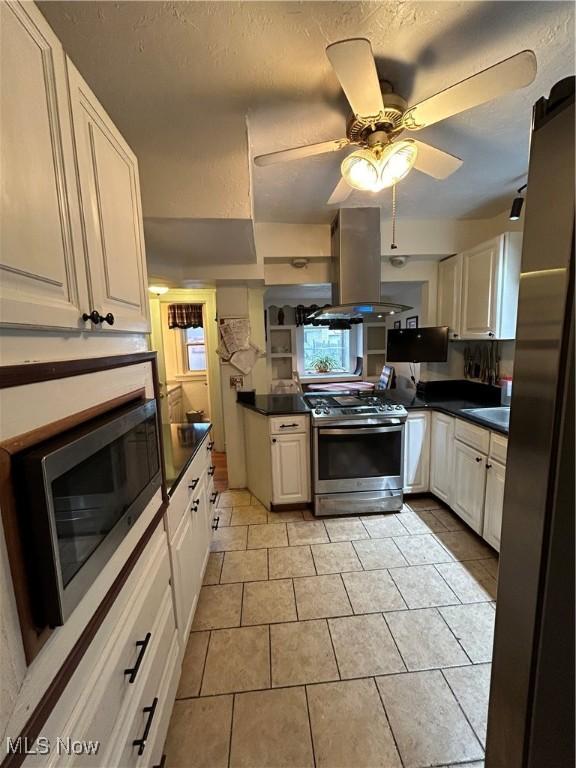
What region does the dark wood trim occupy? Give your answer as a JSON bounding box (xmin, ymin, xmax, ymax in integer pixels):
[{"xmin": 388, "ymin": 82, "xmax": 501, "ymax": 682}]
[
  {"xmin": 0, "ymin": 351, "xmax": 156, "ymax": 389},
  {"xmin": 1, "ymin": 503, "xmax": 166, "ymax": 768},
  {"xmin": 0, "ymin": 388, "xmax": 145, "ymax": 454}
]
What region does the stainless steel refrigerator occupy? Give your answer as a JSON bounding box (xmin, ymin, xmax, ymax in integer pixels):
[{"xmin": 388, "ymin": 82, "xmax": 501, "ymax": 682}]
[{"xmin": 486, "ymin": 77, "xmax": 574, "ymax": 766}]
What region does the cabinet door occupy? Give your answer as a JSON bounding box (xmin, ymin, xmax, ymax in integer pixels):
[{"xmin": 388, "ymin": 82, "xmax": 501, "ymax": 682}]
[
  {"xmin": 403, "ymin": 412, "xmax": 430, "ymax": 493},
  {"xmin": 460, "ymin": 237, "xmax": 502, "ymax": 339},
  {"xmin": 271, "ymin": 433, "xmax": 309, "ymax": 504},
  {"xmin": 430, "ymin": 412, "xmax": 454, "ymax": 503},
  {"xmin": 68, "ymin": 61, "xmax": 150, "ymax": 332},
  {"xmin": 437, "ymin": 255, "xmax": 462, "ymax": 339},
  {"xmin": 0, "ymin": 1, "xmax": 88, "ymax": 329},
  {"xmin": 451, "ymin": 439, "xmax": 486, "ymax": 533},
  {"xmin": 171, "ymin": 510, "xmax": 200, "ymax": 643},
  {"xmin": 483, "ymin": 459, "xmax": 506, "ymax": 551}
]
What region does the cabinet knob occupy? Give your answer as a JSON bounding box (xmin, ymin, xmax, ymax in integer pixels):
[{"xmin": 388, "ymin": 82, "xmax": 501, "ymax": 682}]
[
  {"xmin": 453, "ymin": 333, "xmax": 459, "ymax": 338},
  {"xmin": 488, "ymin": 331, "xmax": 495, "ymax": 338},
  {"xmin": 475, "ymin": 456, "xmax": 482, "ymax": 462},
  {"xmin": 486, "ymin": 463, "xmax": 492, "ymax": 469},
  {"xmin": 272, "ymin": 438, "xmax": 277, "ymax": 443},
  {"xmin": 208, "ymin": 465, "xmax": 215, "ymax": 476},
  {"xmin": 207, "ymin": 441, "xmax": 215, "ymax": 451},
  {"xmin": 82, "ymin": 310, "xmax": 115, "ymax": 326}
]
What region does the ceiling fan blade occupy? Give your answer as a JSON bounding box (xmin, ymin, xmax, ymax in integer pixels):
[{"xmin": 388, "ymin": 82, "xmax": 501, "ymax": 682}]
[
  {"xmin": 326, "ymin": 38, "xmax": 384, "ymax": 118},
  {"xmin": 412, "ymin": 140, "xmax": 463, "ymax": 179},
  {"xmin": 327, "ymin": 177, "xmax": 352, "ymax": 205},
  {"xmin": 254, "ymin": 138, "xmax": 350, "ymax": 167},
  {"xmin": 403, "ymin": 50, "xmax": 537, "ymax": 130}
]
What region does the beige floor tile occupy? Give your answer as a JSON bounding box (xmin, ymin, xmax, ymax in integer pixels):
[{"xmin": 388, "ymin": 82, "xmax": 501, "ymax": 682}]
[
  {"xmin": 443, "ymin": 663, "xmax": 492, "ymax": 745},
  {"xmin": 201, "ymin": 625, "xmax": 270, "ymax": 695},
  {"xmin": 215, "ymin": 508, "xmax": 232, "ymax": 527},
  {"xmin": 271, "ymin": 619, "xmax": 339, "ymax": 687},
  {"xmin": 478, "ymin": 556, "xmax": 499, "ymax": 579},
  {"xmin": 203, "ymin": 552, "xmax": 224, "ymax": 585},
  {"xmin": 385, "ymin": 608, "xmax": 470, "ymax": 670},
  {"xmin": 342, "ymin": 570, "xmax": 406, "ymax": 613},
  {"xmin": 308, "ymin": 678, "xmax": 402, "ymax": 768},
  {"xmin": 249, "ymin": 496, "xmax": 268, "ymax": 510},
  {"xmin": 377, "ymin": 670, "xmax": 484, "ymax": 768},
  {"xmin": 165, "ymin": 695, "xmax": 233, "ymax": 768},
  {"xmin": 242, "ymin": 579, "xmax": 297, "ymax": 625},
  {"xmin": 399, "ymin": 509, "xmax": 448, "ymax": 534},
  {"xmin": 435, "ymin": 560, "xmax": 497, "ymax": 603},
  {"xmin": 439, "ymin": 603, "xmax": 495, "ymax": 663},
  {"xmin": 268, "ymin": 545, "xmax": 316, "ymax": 579},
  {"xmin": 430, "ymin": 507, "xmax": 467, "ymax": 531},
  {"xmin": 247, "ymin": 522, "xmax": 288, "ymax": 549},
  {"xmin": 328, "ymin": 614, "xmax": 405, "ymax": 678},
  {"xmin": 311, "ymin": 542, "xmax": 362, "ymax": 574},
  {"xmin": 230, "ymin": 687, "xmax": 314, "ymax": 768},
  {"xmin": 211, "ymin": 525, "xmax": 247, "ymax": 552},
  {"xmin": 362, "ymin": 515, "xmax": 409, "ymax": 538},
  {"xmin": 267, "ymin": 509, "xmax": 304, "ymax": 523},
  {"xmin": 388, "ymin": 564, "xmax": 459, "ymax": 609},
  {"xmin": 217, "ymin": 490, "xmax": 252, "ymax": 507},
  {"xmin": 220, "ymin": 549, "xmax": 268, "ymax": 583},
  {"xmin": 192, "ymin": 583, "xmax": 242, "ymax": 630},
  {"xmin": 287, "ymin": 520, "xmax": 329, "ymax": 545},
  {"xmin": 406, "ymin": 496, "xmax": 445, "ymax": 511},
  {"xmin": 302, "ymin": 509, "xmax": 317, "ymax": 520},
  {"xmin": 434, "ymin": 530, "xmax": 494, "ymax": 561},
  {"xmin": 230, "ymin": 505, "xmax": 268, "ymax": 526},
  {"xmin": 352, "ymin": 538, "xmax": 408, "ymax": 570},
  {"xmin": 177, "ymin": 631, "xmax": 209, "ymax": 698},
  {"xmin": 293, "ymin": 574, "xmax": 352, "ymax": 619},
  {"xmin": 393, "ymin": 533, "xmax": 454, "ymax": 565},
  {"xmin": 324, "ymin": 519, "xmax": 369, "ymax": 542}
]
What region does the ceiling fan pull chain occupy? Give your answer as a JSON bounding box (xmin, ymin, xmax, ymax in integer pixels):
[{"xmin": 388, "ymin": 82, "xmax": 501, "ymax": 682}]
[{"xmin": 391, "ymin": 184, "xmax": 398, "ymax": 250}]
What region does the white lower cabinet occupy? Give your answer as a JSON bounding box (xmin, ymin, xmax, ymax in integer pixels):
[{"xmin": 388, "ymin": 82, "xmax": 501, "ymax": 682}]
[
  {"xmin": 271, "ymin": 432, "xmax": 310, "ymax": 504},
  {"xmin": 403, "ymin": 411, "xmax": 430, "ymax": 493},
  {"xmin": 483, "ymin": 458, "xmax": 506, "ymax": 551},
  {"xmin": 451, "ymin": 439, "xmax": 487, "ymax": 534},
  {"xmin": 171, "ymin": 508, "xmax": 200, "ymax": 644},
  {"xmin": 429, "ymin": 412, "xmax": 455, "ymax": 503}
]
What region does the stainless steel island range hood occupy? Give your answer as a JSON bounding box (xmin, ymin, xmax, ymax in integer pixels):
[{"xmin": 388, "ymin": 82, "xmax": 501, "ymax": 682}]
[{"xmin": 306, "ymin": 207, "xmax": 410, "ymax": 326}]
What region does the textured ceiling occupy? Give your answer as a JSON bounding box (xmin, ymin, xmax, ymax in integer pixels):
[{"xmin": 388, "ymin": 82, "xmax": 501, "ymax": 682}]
[{"xmin": 39, "ymin": 1, "xmax": 574, "ymax": 243}]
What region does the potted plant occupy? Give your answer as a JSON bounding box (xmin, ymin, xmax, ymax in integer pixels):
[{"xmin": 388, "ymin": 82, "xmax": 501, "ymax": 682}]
[{"xmin": 311, "ymin": 355, "xmax": 337, "ymax": 374}]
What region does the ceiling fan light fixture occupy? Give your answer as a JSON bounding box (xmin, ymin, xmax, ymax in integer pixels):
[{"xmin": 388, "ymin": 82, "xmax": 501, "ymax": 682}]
[
  {"xmin": 340, "ymin": 148, "xmax": 380, "ymax": 191},
  {"xmin": 378, "ymin": 140, "xmax": 418, "ymax": 189}
]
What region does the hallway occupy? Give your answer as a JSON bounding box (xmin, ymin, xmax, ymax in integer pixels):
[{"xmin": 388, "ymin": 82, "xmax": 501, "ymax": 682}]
[{"xmin": 164, "ymin": 493, "xmax": 497, "ymax": 768}]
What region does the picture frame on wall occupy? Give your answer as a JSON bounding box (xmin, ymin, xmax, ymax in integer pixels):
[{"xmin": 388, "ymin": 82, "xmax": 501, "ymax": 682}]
[
  {"xmin": 406, "ymin": 316, "xmax": 418, "ymax": 329},
  {"xmin": 393, "ymin": 320, "xmax": 401, "ymax": 329}
]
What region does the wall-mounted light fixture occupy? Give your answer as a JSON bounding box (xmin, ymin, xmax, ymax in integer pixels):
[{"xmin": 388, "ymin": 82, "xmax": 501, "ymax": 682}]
[{"xmin": 509, "ymin": 183, "xmax": 527, "ymax": 221}]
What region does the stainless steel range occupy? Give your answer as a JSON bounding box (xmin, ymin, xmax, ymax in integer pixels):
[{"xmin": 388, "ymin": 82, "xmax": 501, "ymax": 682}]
[{"xmin": 304, "ymin": 394, "xmax": 408, "ymax": 517}]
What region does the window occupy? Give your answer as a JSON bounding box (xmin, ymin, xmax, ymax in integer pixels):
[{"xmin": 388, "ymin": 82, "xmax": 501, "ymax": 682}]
[
  {"xmin": 183, "ymin": 326, "xmax": 206, "ymax": 372},
  {"xmin": 303, "ymin": 327, "xmax": 351, "ymax": 373}
]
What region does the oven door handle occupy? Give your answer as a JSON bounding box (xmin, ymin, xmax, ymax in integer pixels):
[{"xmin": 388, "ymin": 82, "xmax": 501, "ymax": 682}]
[{"xmin": 318, "ymin": 424, "xmax": 403, "ymax": 436}]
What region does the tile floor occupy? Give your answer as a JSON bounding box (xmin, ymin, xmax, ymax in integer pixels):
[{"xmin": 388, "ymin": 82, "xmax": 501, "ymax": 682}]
[{"xmin": 165, "ymin": 493, "xmax": 498, "ymax": 768}]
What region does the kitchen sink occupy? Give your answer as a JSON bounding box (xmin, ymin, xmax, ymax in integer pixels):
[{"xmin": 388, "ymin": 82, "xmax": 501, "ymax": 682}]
[{"xmin": 462, "ymin": 406, "xmax": 510, "ymax": 428}]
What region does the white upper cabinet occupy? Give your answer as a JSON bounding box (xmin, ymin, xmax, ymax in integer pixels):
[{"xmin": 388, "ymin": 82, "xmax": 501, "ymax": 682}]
[
  {"xmin": 403, "ymin": 411, "xmax": 430, "ymax": 494},
  {"xmin": 0, "ymin": 1, "xmax": 88, "ymax": 330},
  {"xmin": 460, "ymin": 233, "xmax": 522, "ymax": 340},
  {"xmin": 68, "ymin": 61, "xmax": 150, "ymax": 333},
  {"xmin": 437, "ymin": 255, "xmax": 462, "ymax": 339}
]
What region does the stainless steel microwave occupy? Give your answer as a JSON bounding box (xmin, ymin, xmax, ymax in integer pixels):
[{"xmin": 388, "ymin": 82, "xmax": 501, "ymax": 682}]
[{"xmin": 15, "ymin": 399, "xmax": 161, "ymax": 627}]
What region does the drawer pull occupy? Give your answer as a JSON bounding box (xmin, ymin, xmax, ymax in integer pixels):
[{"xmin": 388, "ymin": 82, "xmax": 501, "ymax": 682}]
[
  {"xmin": 207, "ymin": 441, "xmax": 215, "ymax": 451},
  {"xmin": 212, "ymin": 516, "xmax": 220, "ymax": 531},
  {"xmin": 153, "ymin": 756, "xmax": 167, "ymax": 768},
  {"xmin": 210, "ymin": 491, "xmax": 218, "ymax": 504},
  {"xmin": 191, "ymin": 500, "xmax": 200, "ymax": 513},
  {"xmin": 279, "ymin": 423, "xmax": 299, "ymax": 429},
  {"xmin": 208, "ymin": 466, "xmax": 215, "ymax": 476},
  {"xmin": 124, "ymin": 632, "xmax": 151, "ymax": 684},
  {"xmin": 133, "ymin": 696, "xmax": 158, "ymax": 756},
  {"xmin": 188, "ymin": 478, "xmax": 199, "ymax": 491}
]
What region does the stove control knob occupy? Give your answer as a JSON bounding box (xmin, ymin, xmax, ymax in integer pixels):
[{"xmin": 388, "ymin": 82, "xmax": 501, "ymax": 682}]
[
  {"xmin": 314, "ymin": 409, "xmax": 321, "ymax": 414},
  {"xmin": 378, "ymin": 406, "xmax": 385, "ymax": 412},
  {"xmin": 323, "ymin": 409, "xmax": 330, "ymax": 415},
  {"xmin": 395, "ymin": 405, "xmax": 402, "ymax": 410}
]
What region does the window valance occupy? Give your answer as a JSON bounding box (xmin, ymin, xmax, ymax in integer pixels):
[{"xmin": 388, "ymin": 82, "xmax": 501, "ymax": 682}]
[{"xmin": 168, "ymin": 303, "xmax": 203, "ymax": 329}]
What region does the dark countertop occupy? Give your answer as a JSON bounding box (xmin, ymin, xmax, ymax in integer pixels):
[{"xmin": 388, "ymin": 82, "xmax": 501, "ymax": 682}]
[
  {"xmin": 162, "ymin": 421, "xmax": 212, "ymax": 494},
  {"xmin": 238, "ymin": 394, "xmax": 310, "ymax": 416},
  {"xmin": 237, "ymin": 382, "xmax": 508, "ymax": 435}
]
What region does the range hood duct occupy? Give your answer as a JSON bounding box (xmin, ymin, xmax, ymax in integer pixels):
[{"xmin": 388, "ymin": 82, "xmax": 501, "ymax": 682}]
[{"xmin": 306, "ymin": 207, "xmax": 410, "ymax": 325}]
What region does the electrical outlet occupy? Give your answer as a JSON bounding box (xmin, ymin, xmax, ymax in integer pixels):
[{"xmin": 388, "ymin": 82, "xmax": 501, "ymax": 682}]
[{"xmin": 230, "ymin": 375, "xmax": 244, "ymax": 389}]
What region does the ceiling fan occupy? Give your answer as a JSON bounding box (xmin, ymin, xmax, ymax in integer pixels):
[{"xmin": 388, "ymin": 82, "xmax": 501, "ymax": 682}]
[{"xmin": 254, "ymin": 39, "xmax": 537, "ymax": 204}]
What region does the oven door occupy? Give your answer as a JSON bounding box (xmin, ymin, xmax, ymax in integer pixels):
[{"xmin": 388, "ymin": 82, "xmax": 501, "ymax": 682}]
[{"xmin": 314, "ymin": 423, "xmax": 404, "ymax": 494}]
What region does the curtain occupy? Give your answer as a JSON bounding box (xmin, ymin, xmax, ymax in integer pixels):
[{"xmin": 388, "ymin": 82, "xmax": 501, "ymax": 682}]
[{"xmin": 168, "ymin": 303, "xmax": 203, "ymax": 329}]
